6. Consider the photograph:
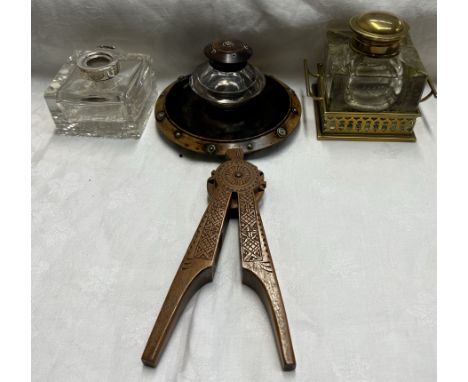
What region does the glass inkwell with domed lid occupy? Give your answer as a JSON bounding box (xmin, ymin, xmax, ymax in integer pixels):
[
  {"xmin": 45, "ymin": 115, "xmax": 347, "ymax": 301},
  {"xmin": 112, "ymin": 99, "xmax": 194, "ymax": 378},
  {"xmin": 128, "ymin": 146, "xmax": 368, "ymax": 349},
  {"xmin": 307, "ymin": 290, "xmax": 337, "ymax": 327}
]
[
  {"xmin": 189, "ymin": 39, "xmax": 265, "ymax": 109},
  {"xmin": 305, "ymin": 11, "xmax": 436, "ymax": 142}
]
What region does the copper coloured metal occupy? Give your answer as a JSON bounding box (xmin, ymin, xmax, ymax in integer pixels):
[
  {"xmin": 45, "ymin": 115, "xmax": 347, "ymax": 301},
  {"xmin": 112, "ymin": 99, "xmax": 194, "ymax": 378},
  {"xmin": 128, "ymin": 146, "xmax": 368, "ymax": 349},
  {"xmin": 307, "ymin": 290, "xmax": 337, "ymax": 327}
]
[
  {"xmin": 155, "ymin": 75, "xmax": 301, "ymax": 156},
  {"xmin": 141, "ymin": 149, "xmax": 296, "ymax": 371},
  {"xmin": 144, "ymin": 44, "xmax": 301, "ymax": 370}
]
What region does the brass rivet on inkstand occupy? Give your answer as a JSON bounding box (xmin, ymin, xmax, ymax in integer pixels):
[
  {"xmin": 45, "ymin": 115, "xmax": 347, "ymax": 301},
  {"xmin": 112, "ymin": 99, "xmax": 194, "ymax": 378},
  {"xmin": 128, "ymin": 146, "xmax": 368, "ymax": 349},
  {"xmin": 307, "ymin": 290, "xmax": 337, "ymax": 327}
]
[
  {"xmin": 156, "ymin": 111, "xmax": 165, "ymax": 121},
  {"xmin": 206, "ymin": 144, "xmax": 216, "ymax": 154},
  {"xmin": 276, "ymin": 127, "xmax": 287, "ymax": 138}
]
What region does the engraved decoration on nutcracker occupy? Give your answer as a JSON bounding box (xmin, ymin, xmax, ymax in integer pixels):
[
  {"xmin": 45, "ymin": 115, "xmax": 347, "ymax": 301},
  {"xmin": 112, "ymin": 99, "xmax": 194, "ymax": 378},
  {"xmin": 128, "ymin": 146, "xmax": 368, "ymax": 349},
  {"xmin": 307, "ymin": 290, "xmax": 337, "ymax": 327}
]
[
  {"xmin": 142, "ymin": 39, "xmax": 301, "ymax": 372},
  {"xmin": 142, "ymin": 149, "xmax": 296, "ymax": 371}
]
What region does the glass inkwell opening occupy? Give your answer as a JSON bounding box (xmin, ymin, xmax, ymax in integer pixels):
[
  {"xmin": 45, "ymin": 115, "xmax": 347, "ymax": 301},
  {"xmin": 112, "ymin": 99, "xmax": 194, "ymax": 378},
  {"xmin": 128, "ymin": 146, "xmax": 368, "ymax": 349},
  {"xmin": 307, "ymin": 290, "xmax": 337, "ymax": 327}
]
[{"xmin": 77, "ymin": 48, "xmax": 121, "ymax": 81}]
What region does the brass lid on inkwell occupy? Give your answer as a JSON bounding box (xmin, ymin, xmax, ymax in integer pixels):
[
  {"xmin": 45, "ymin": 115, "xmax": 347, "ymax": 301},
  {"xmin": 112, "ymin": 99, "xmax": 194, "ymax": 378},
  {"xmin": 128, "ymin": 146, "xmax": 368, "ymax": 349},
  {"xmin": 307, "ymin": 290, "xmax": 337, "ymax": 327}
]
[{"xmin": 349, "ymin": 11, "xmax": 409, "ymax": 57}]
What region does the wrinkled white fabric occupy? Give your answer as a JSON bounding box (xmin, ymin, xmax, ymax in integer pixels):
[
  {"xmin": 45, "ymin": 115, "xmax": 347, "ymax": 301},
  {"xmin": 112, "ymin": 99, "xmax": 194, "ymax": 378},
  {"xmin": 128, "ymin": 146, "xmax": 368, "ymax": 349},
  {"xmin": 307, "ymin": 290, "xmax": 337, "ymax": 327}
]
[{"xmin": 32, "ymin": 1, "xmax": 436, "ymax": 381}]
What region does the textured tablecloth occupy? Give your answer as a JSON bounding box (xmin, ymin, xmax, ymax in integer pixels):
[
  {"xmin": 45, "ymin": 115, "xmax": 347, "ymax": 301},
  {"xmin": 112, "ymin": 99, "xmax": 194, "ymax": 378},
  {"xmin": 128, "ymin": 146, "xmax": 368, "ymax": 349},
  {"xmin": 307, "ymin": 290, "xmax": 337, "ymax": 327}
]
[{"xmin": 32, "ymin": 1, "xmax": 436, "ymax": 381}]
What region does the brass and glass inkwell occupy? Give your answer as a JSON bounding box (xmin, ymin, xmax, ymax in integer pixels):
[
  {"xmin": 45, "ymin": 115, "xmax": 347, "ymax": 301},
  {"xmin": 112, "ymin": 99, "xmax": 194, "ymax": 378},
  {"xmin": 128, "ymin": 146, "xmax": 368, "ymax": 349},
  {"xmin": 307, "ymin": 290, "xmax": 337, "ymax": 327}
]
[
  {"xmin": 142, "ymin": 39, "xmax": 301, "ymax": 370},
  {"xmin": 304, "ymin": 11, "xmax": 436, "ymax": 142}
]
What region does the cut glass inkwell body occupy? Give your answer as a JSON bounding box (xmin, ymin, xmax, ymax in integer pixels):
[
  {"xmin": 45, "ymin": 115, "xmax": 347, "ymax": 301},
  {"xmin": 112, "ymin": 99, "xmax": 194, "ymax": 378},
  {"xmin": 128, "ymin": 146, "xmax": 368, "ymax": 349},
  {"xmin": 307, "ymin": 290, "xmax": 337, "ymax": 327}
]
[
  {"xmin": 189, "ymin": 39, "xmax": 265, "ymax": 108},
  {"xmin": 305, "ymin": 11, "xmax": 436, "ymax": 142},
  {"xmin": 44, "ymin": 45, "xmax": 157, "ymax": 138}
]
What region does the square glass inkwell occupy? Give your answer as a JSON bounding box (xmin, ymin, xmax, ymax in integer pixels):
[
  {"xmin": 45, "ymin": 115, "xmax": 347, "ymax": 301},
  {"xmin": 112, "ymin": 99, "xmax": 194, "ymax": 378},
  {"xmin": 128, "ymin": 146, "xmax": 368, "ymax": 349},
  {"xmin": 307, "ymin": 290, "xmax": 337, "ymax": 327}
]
[{"xmin": 44, "ymin": 45, "xmax": 157, "ymax": 138}]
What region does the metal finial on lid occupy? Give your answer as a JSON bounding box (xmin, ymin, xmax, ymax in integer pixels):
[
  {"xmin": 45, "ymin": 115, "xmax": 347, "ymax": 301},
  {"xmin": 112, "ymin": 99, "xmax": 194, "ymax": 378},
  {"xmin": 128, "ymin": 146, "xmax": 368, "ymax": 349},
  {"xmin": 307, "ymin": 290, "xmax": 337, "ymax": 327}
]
[{"xmin": 204, "ymin": 39, "xmax": 253, "ymax": 68}]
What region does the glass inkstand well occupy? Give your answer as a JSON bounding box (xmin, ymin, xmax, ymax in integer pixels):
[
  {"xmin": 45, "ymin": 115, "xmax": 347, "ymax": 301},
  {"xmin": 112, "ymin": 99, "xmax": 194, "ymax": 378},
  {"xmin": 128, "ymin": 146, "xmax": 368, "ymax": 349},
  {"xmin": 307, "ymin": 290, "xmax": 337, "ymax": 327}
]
[
  {"xmin": 304, "ymin": 11, "xmax": 436, "ymax": 142},
  {"xmin": 44, "ymin": 45, "xmax": 157, "ymax": 138},
  {"xmin": 189, "ymin": 39, "xmax": 266, "ymax": 109}
]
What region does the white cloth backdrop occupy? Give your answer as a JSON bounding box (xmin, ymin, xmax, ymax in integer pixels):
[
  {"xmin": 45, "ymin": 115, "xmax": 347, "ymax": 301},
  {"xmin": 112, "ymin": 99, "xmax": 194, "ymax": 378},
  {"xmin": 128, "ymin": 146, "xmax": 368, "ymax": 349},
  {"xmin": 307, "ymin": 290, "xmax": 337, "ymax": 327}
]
[{"xmin": 32, "ymin": 1, "xmax": 437, "ymax": 381}]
